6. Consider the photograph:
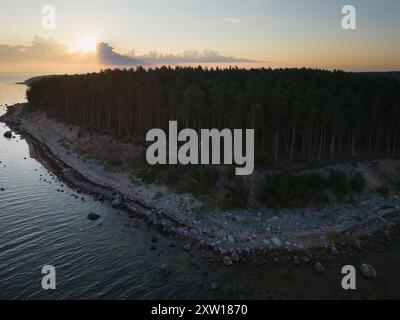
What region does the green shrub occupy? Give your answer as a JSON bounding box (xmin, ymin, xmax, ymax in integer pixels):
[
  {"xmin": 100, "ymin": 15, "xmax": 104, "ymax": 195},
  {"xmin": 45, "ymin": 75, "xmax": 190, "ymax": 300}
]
[
  {"xmin": 257, "ymin": 171, "xmax": 330, "ymax": 208},
  {"xmin": 376, "ymin": 184, "xmax": 390, "ymax": 197},
  {"xmin": 396, "ymin": 177, "xmax": 400, "ymax": 191},
  {"xmin": 138, "ymin": 167, "xmax": 156, "ymax": 183},
  {"xmin": 306, "ymin": 172, "xmax": 328, "ymax": 190},
  {"xmin": 191, "ymin": 166, "xmax": 218, "ymax": 194},
  {"xmin": 104, "ymin": 158, "xmax": 125, "ymax": 172},
  {"xmin": 329, "ymin": 170, "xmax": 349, "ymax": 194},
  {"xmin": 351, "ymin": 173, "xmax": 366, "ymax": 194},
  {"xmin": 221, "ymin": 177, "xmax": 248, "ymax": 210}
]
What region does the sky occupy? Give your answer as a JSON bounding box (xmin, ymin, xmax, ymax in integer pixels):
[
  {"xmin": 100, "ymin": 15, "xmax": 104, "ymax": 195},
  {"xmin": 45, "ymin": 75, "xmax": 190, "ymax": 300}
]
[{"xmin": 0, "ymin": 0, "xmax": 399, "ymax": 73}]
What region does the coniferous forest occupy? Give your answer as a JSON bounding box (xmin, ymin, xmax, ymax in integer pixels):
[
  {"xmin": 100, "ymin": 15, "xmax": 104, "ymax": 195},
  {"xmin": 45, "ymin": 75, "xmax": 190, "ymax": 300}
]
[{"xmin": 26, "ymin": 67, "xmax": 400, "ymax": 166}]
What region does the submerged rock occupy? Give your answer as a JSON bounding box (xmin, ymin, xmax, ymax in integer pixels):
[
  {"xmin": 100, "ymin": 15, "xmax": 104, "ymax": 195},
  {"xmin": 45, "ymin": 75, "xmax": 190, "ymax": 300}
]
[
  {"xmin": 360, "ymin": 264, "xmax": 377, "ymax": 279},
  {"xmin": 87, "ymin": 212, "xmax": 100, "ymax": 221},
  {"xmin": 3, "ymin": 131, "xmax": 12, "ymax": 138},
  {"xmin": 314, "ymin": 262, "xmax": 325, "ymax": 273},
  {"xmin": 159, "ymin": 264, "xmax": 171, "ymax": 277},
  {"xmin": 353, "ymin": 238, "xmax": 362, "ymax": 251},
  {"xmin": 210, "ymin": 281, "xmax": 220, "ymax": 291}
]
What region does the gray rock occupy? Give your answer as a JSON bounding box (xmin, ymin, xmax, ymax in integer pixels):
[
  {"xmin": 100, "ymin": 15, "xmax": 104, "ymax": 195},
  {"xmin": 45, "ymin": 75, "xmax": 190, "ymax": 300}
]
[
  {"xmin": 227, "ymin": 235, "xmax": 235, "ymax": 243},
  {"xmin": 210, "ymin": 281, "xmax": 220, "ymax": 290},
  {"xmin": 159, "ymin": 264, "xmax": 171, "ymax": 277},
  {"xmin": 111, "ymin": 198, "xmax": 121, "ymax": 208},
  {"xmin": 331, "ymin": 245, "xmax": 339, "ymax": 256},
  {"xmin": 222, "ymin": 256, "xmax": 233, "ymax": 266},
  {"xmin": 231, "ymin": 252, "xmax": 240, "ymax": 263},
  {"xmin": 87, "ymin": 212, "xmax": 100, "ymax": 221},
  {"xmin": 271, "ymin": 237, "xmax": 283, "ymax": 247},
  {"xmin": 151, "ymin": 236, "xmax": 159, "ymax": 243},
  {"xmin": 314, "ymin": 262, "xmax": 325, "ymax": 273},
  {"xmin": 353, "ymin": 238, "xmax": 362, "ymax": 251},
  {"xmin": 184, "ymin": 243, "xmax": 192, "ymax": 252},
  {"xmin": 293, "ymin": 256, "xmax": 301, "ymax": 265},
  {"xmin": 359, "ymin": 264, "xmax": 377, "ymax": 279}
]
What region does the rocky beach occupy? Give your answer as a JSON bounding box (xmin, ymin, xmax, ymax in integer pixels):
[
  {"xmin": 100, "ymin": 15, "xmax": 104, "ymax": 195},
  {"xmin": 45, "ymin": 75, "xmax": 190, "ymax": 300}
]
[{"xmin": 2, "ymin": 103, "xmax": 400, "ymax": 270}]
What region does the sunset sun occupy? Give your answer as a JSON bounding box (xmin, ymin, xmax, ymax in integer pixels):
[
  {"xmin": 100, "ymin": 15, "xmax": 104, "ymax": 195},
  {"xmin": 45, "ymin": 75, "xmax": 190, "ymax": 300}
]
[{"xmin": 80, "ymin": 36, "xmax": 97, "ymax": 52}]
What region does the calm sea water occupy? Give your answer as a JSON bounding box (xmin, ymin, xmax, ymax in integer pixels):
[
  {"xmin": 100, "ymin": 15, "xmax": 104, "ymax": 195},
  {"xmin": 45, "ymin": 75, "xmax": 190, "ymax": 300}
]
[{"xmin": 0, "ymin": 76, "xmax": 400, "ymax": 300}]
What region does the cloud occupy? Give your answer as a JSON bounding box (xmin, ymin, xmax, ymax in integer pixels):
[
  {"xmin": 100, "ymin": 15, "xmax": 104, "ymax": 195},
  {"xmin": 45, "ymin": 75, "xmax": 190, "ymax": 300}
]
[
  {"xmin": 224, "ymin": 17, "xmax": 242, "ymax": 24},
  {"xmin": 129, "ymin": 49, "xmax": 254, "ymax": 64},
  {"xmin": 96, "ymin": 42, "xmax": 143, "ymax": 66},
  {"xmin": 0, "ymin": 36, "xmax": 254, "ymax": 69},
  {"xmin": 0, "ymin": 36, "xmax": 94, "ymax": 65}
]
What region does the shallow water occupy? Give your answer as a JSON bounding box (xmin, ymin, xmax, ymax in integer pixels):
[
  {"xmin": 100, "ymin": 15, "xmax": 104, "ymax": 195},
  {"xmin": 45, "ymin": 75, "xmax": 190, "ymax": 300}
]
[{"xmin": 0, "ymin": 80, "xmax": 399, "ymax": 300}]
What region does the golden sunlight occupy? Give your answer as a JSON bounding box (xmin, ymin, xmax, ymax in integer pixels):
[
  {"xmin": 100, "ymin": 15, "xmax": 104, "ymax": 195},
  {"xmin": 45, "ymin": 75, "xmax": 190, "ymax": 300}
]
[{"xmin": 79, "ymin": 36, "xmax": 98, "ymax": 52}]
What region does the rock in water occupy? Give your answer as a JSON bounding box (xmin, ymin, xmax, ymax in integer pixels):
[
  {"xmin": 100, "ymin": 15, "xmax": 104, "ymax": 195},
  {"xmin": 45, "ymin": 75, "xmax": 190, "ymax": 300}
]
[
  {"xmin": 3, "ymin": 131, "xmax": 12, "ymax": 138},
  {"xmin": 159, "ymin": 264, "xmax": 171, "ymax": 277},
  {"xmin": 359, "ymin": 264, "xmax": 377, "ymax": 279},
  {"xmin": 151, "ymin": 236, "xmax": 159, "ymax": 243},
  {"xmin": 314, "ymin": 262, "xmax": 325, "ymax": 273},
  {"xmin": 87, "ymin": 213, "xmax": 100, "ymax": 221},
  {"xmin": 111, "ymin": 198, "xmax": 121, "ymax": 208},
  {"xmin": 353, "ymin": 238, "xmax": 362, "ymax": 251},
  {"xmin": 210, "ymin": 281, "xmax": 220, "ymax": 290}
]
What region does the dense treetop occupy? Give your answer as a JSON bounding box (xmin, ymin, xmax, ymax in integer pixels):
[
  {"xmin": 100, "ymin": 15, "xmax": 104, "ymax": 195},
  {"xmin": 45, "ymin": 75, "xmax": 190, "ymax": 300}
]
[{"xmin": 27, "ymin": 67, "xmax": 400, "ymax": 166}]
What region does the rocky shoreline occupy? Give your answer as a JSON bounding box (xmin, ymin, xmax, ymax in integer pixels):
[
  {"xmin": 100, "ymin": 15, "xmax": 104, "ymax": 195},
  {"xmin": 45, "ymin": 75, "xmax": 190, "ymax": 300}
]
[{"xmin": 2, "ymin": 103, "xmax": 400, "ymax": 269}]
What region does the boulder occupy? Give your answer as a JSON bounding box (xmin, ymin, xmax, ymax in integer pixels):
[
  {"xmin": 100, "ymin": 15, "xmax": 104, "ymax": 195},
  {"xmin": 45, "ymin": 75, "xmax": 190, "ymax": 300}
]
[
  {"xmin": 87, "ymin": 212, "xmax": 100, "ymax": 221},
  {"xmin": 151, "ymin": 236, "xmax": 159, "ymax": 243},
  {"xmin": 222, "ymin": 256, "xmax": 233, "ymax": 266},
  {"xmin": 231, "ymin": 252, "xmax": 240, "ymax": 263},
  {"xmin": 111, "ymin": 198, "xmax": 121, "ymax": 208},
  {"xmin": 210, "ymin": 281, "xmax": 220, "ymax": 291},
  {"xmin": 271, "ymin": 237, "xmax": 283, "ymax": 247},
  {"xmin": 359, "ymin": 264, "xmax": 377, "ymax": 279},
  {"xmin": 159, "ymin": 264, "xmax": 171, "ymax": 277},
  {"xmin": 314, "ymin": 262, "xmax": 325, "ymax": 273}
]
